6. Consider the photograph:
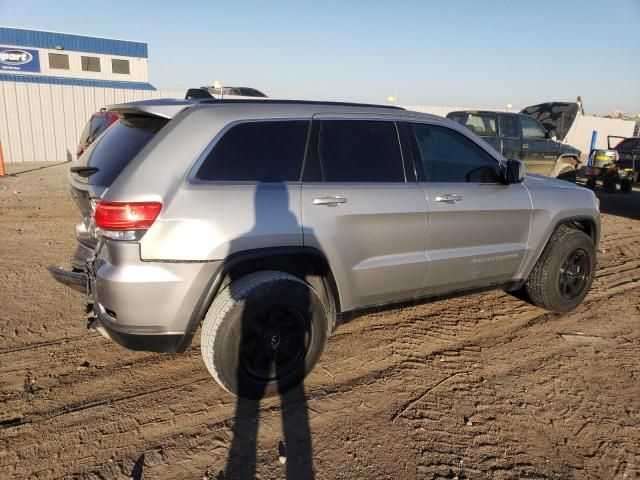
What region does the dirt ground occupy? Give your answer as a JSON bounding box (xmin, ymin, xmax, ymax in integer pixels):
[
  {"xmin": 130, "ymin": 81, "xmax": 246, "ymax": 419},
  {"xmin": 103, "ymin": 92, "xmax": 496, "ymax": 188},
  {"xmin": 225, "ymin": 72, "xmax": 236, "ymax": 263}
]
[{"xmin": 1, "ymin": 162, "xmax": 639, "ymax": 480}]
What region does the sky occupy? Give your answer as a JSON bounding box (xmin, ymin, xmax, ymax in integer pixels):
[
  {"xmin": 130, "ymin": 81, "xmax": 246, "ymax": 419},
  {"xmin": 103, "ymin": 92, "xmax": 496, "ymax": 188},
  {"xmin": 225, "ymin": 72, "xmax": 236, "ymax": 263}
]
[{"xmin": 1, "ymin": 0, "xmax": 639, "ymax": 115}]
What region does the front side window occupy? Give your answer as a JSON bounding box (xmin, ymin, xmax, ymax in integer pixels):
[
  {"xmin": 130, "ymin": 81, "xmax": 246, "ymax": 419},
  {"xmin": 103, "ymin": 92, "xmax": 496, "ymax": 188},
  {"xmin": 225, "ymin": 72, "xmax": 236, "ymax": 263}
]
[
  {"xmin": 411, "ymin": 123, "xmax": 501, "ymax": 183},
  {"xmin": 111, "ymin": 59, "xmax": 130, "ymax": 74},
  {"xmin": 81, "ymin": 56, "xmax": 101, "ymax": 72},
  {"xmin": 48, "ymin": 53, "xmax": 69, "ymax": 70},
  {"xmin": 520, "ymin": 116, "xmax": 547, "ymax": 139},
  {"xmin": 318, "ymin": 120, "xmax": 404, "ymax": 182},
  {"xmin": 196, "ymin": 121, "xmax": 309, "ymax": 182}
]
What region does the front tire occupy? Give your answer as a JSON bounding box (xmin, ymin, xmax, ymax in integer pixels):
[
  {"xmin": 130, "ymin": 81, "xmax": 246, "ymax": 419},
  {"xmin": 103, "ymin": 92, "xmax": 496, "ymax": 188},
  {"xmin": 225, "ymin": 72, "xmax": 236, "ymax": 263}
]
[
  {"xmin": 525, "ymin": 226, "xmax": 596, "ymax": 312},
  {"xmin": 201, "ymin": 271, "xmax": 328, "ymax": 398}
]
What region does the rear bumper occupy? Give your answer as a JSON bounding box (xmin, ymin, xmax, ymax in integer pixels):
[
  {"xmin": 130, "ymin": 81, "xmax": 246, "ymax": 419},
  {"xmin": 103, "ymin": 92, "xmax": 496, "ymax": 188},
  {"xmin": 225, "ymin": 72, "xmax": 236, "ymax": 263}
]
[
  {"xmin": 49, "ymin": 239, "xmax": 219, "ymax": 353},
  {"xmin": 47, "ymin": 265, "xmax": 87, "ymax": 293},
  {"xmin": 89, "ymin": 304, "xmax": 187, "ymax": 353}
]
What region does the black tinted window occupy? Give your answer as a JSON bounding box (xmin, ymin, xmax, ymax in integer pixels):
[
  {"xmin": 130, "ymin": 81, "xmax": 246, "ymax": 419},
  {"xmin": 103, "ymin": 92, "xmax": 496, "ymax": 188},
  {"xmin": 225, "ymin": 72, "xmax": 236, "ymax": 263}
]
[
  {"xmin": 81, "ymin": 116, "xmax": 167, "ymax": 186},
  {"xmin": 319, "ymin": 120, "xmax": 404, "ymax": 182},
  {"xmin": 196, "ymin": 121, "xmax": 309, "ymax": 182},
  {"xmin": 411, "ymin": 124, "xmax": 501, "ymax": 183}
]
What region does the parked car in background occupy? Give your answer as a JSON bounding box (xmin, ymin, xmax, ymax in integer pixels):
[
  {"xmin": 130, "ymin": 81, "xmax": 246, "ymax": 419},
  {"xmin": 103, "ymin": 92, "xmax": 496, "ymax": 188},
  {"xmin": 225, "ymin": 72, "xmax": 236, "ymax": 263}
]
[
  {"xmin": 202, "ymin": 85, "xmax": 268, "ymax": 98},
  {"xmin": 446, "ymin": 110, "xmax": 581, "ymax": 181},
  {"xmin": 49, "ymin": 97, "xmax": 599, "ymax": 398},
  {"xmin": 76, "ymin": 109, "xmax": 119, "ymax": 158},
  {"xmin": 612, "ymin": 136, "xmax": 640, "ymax": 183}
]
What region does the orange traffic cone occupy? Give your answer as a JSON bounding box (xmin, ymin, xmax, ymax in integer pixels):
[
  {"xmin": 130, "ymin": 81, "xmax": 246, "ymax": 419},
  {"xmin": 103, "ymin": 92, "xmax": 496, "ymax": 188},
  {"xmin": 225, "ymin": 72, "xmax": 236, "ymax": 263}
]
[{"xmin": 0, "ymin": 142, "xmax": 5, "ymax": 176}]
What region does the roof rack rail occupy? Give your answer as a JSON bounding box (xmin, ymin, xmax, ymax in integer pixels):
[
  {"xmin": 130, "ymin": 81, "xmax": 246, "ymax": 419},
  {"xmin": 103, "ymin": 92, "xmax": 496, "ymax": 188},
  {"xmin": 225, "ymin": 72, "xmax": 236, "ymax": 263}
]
[{"xmin": 197, "ymin": 98, "xmax": 405, "ymax": 110}]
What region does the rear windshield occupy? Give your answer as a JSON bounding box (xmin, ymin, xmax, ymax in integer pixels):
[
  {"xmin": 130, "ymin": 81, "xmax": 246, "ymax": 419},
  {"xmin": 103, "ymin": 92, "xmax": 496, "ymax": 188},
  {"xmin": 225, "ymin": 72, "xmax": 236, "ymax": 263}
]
[
  {"xmin": 447, "ymin": 113, "xmax": 497, "ymax": 136},
  {"xmin": 78, "ymin": 115, "xmax": 168, "ymax": 186}
]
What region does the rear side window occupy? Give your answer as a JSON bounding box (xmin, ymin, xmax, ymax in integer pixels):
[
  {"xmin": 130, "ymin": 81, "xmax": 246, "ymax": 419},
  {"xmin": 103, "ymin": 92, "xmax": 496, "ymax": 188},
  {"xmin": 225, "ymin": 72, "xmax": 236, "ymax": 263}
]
[
  {"xmin": 318, "ymin": 120, "xmax": 404, "ymax": 182},
  {"xmin": 447, "ymin": 113, "xmax": 497, "ymax": 136},
  {"xmin": 410, "ymin": 123, "xmax": 501, "ymax": 183},
  {"xmin": 81, "ymin": 115, "xmax": 167, "ymax": 186},
  {"xmin": 196, "ymin": 121, "xmax": 309, "ymax": 182}
]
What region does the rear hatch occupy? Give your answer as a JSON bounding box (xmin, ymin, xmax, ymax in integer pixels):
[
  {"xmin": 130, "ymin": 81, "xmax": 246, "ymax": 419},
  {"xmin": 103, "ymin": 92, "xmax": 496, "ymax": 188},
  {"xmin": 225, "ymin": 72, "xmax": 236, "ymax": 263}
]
[
  {"xmin": 49, "ymin": 99, "xmax": 193, "ymax": 291},
  {"xmin": 70, "ymin": 114, "xmax": 169, "ymax": 252}
]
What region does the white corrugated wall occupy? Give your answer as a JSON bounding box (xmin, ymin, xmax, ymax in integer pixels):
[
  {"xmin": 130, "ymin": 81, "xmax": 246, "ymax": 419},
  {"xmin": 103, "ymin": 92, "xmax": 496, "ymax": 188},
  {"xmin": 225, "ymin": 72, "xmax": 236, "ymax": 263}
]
[
  {"xmin": 562, "ymin": 115, "xmax": 636, "ymax": 158},
  {"xmin": 0, "ymin": 82, "xmax": 183, "ymax": 163}
]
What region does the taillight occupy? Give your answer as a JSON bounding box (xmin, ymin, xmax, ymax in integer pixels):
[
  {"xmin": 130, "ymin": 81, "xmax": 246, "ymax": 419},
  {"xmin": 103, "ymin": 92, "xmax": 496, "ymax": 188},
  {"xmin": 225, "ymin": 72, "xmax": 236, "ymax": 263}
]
[{"xmin": 94, "ymin": 201, "xmax": 162, "ymax": 230}]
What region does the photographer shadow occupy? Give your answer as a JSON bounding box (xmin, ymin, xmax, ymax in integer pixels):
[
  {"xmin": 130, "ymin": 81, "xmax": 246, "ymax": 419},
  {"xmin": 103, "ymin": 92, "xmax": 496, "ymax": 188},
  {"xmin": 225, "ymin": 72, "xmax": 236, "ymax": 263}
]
[{"xmin": 220, "ymin": 182, "xmax": 316, "ymax": 480}]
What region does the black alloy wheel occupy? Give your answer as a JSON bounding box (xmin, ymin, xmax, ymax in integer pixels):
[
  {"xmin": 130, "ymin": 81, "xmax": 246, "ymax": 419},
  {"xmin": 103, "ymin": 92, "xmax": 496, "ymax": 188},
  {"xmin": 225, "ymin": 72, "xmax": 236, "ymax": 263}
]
[{"xmin": 558, "ymin": 248, "xmax": 590, "ymax": 300}]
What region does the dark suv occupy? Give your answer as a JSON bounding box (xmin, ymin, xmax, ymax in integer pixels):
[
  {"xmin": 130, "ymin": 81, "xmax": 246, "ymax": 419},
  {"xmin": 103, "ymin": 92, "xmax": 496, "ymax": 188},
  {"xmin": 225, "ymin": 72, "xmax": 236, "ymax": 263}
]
[{"xmin": 447, "ymin": 110, "xmax": 581, "ymax": 181}]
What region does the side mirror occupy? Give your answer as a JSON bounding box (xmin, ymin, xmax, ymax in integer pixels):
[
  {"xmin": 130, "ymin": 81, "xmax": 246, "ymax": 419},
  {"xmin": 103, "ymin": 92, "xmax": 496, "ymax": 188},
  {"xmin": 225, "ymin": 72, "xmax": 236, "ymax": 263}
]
[{"xmin": 505, "ymin": 159, "xmax": 526, "ymax": 184}]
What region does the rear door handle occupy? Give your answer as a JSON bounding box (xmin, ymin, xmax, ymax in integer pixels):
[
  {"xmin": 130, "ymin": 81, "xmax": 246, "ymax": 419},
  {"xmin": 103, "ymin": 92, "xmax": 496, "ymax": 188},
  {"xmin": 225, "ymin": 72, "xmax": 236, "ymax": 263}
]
[
  {"xmin": 313, "ymin": 196, "xmax": 348, "ymax": 206},
  {"xmin": 434, "ymin": 194, "xmax": 462, "ymax": 203}
]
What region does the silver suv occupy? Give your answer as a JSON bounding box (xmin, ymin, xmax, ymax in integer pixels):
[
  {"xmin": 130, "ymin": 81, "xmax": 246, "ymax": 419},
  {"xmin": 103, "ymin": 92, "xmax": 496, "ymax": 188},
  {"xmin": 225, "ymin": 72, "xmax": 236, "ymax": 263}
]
[{"xmin": 50, "ymin": 98, "xmax": 600, "ymax": 398}]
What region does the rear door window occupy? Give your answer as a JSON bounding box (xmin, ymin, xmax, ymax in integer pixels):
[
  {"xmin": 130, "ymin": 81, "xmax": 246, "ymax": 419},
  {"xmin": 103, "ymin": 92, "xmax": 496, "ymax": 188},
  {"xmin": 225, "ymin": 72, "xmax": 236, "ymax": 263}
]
[
  {"xmin": 318, "ymin": 120, "xmax": 404, "ymax": 182},
  {"xmin": 80, "ymin": 115, "xmax": 168, "ymax": 186},
  {"xmin": 196, "ymin": 121, "xmax": 309, "ymax": 182}
]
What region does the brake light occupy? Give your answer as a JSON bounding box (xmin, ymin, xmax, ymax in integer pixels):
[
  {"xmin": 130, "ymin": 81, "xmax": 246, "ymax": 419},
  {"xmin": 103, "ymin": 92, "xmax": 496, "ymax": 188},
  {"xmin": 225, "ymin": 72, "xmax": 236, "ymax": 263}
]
[{"xmin": 94, "ymin": 201, "xmax": 162, "ymax": 230}]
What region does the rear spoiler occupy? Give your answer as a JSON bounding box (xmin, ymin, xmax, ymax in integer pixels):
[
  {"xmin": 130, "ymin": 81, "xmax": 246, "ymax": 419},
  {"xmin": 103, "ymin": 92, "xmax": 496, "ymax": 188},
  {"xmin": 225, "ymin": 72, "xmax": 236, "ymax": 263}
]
[{"xmin": 107, "ymin": 99, "xmax": 196, "ymax": 119}]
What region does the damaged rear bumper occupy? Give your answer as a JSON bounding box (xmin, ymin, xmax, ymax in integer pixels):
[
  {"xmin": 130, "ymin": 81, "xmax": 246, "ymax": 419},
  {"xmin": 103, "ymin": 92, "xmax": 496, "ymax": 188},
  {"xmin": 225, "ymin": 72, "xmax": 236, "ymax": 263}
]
[{"xmin": 47, "ymin": 265, "xmax": 88, "ymax": 293}]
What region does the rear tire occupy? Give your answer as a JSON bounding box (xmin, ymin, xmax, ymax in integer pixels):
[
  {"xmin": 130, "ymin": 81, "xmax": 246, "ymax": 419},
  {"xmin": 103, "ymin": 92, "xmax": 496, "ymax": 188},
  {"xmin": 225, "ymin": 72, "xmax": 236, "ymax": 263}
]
[
  {"xmin": 201, "ymin": 271, "xmax": 328, "ymax": 398},
  {"xmin": 525, "ymin": 226, "xmax": 596, "ymax": 313},
  {"xmin": 585, "ymin": 177, "xmax": 596, "ymax": 190}
]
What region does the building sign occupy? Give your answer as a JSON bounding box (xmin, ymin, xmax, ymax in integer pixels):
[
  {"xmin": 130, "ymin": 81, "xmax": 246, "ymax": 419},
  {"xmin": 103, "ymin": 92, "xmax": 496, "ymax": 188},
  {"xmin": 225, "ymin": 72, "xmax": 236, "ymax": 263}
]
[{"xmin": 0, "ymin": 46, "xmax": 40, "ymax": 73}]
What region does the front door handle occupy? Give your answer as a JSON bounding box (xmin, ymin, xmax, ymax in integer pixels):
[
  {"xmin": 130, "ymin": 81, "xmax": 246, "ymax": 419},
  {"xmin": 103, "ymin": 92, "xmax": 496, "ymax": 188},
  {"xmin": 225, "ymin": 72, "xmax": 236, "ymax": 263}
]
[
  {"xmin": 313, "ymin": 196, "xmax": 348, "ymax": 206},
  {"xmin": 434, "ymin": 194, "xmax": 462, "ymax": 203},
  {"xmin": 522, "ymin": 143, "xmax": 529, "ymax": 149}
]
